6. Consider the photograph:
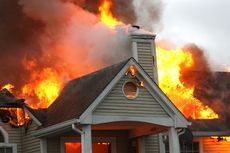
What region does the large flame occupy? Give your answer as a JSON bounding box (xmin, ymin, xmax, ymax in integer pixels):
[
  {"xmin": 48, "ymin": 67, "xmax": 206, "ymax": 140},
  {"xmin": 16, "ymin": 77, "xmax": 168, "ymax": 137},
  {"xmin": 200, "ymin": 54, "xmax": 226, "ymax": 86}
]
[
  {"xmin": 156, "ymin": 46, "xmax": 219, "ymax": 119},
  {"xmin": 98, "ymin": 0, "xmax": 122, "ymax": 28},
  {"xmin": 21, "ymin": 67, "xmax": 62, "ymax": 108}
]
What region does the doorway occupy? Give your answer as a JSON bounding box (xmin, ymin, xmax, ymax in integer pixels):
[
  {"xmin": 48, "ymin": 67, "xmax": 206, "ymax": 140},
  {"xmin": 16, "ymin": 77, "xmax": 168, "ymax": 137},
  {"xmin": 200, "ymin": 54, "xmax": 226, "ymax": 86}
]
[{"xmin": 65, "ymin": 142, "xmax": 111, "ymax": 153}]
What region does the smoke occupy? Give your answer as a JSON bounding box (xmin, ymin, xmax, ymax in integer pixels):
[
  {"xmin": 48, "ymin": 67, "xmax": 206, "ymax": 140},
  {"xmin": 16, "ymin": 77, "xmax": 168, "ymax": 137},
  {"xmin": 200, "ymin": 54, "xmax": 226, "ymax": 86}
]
[
  {"xmin": 133, "ymin": 0, "xmax": 163, "ymax": 32},
  {"xmin": 0, "ymin": 0, "xmax": 133, "ymax": 89},
  {"xmin": 180, "ymin": 44, "xmax": 212, "ymax": 88}
]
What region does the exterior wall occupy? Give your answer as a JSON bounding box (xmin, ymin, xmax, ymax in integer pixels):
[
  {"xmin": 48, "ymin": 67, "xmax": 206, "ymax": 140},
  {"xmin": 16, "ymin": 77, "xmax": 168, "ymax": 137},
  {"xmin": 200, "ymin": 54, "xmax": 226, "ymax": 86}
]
[
  {"xmin": 130, "ymin": 34, "xmax": 158, "ymax": 83},
  {"xmin": 21, "ymin": 121, "xmax": 41, "ymax": 153},
  {"xmin": 93, "ymin": 76, "xmax": 169, "ymax": 117},
  {"xmin": 0, "ymin": 122, "xmax": 22, "ymax": 153},
  {"xmin": 144, "ymin": 134, "xmax": 159, "ymax": 153},
  {"xmin": 47, "ymin": 137, "xmax": 61, "ymax": 153},
  {"xmin": 196, "ymin": 137, "xmax": 230, "ymax": 153},
  {"xmin": 137, "ymin": 42, "xmax": 154, "ymax": 79},
  {"xmin": 0, "ymin": 121, "xmax": 41, "ymax": 153}
]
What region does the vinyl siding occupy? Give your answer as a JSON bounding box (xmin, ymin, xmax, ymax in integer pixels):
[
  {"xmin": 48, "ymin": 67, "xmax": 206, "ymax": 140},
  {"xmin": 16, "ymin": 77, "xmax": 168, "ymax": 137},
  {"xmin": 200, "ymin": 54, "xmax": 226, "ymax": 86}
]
[
  {"xmin": 137, "ymin": 42, "xmax": 154, "ymax": 79},
  {"xmin": 144, "ymin": 134, "xmax": 159, "ymax": 153},
  {"xmin": 0, "ymin": 122, "xmax": 22, "ymax": 153},
  {"xmin": 94, "ymin": 76, "xmax": 169, "ymax": 117},
  {"xmin": 201, "ymin": 137, "xmax": 230, "ymax": 153},
  {"xmin": 21, "ymin": 121, "xmax": 41, "ymax": 153},
  {"xmin": 47, "ymin": 137, "xmax": 61, "ymax": 153}
]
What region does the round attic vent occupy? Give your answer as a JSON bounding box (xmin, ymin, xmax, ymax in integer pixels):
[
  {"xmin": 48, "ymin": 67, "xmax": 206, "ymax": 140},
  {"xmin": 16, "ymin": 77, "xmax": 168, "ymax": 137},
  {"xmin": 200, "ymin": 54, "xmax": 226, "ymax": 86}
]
[{"xmin": 123, "ymin": 81, "xmax": 138, "ymax": 99}]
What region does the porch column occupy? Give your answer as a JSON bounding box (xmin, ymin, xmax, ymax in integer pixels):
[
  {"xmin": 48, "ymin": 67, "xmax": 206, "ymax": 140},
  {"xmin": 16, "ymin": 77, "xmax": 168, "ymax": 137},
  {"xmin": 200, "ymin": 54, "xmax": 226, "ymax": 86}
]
[
  {"xmin": 81, "ymin": 125, "xmax": 92, "ymax": 153},
  {"xmin": 168, "ymin": 127, "xmax": 180, "ymax": 153}
]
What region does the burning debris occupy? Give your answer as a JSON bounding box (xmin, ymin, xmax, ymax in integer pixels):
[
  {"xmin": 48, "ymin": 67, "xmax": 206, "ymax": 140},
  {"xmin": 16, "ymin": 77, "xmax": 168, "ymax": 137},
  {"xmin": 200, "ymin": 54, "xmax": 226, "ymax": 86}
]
[{"xmin": 0, "ymin": 88, "xmax": 30, "ymax": 127}]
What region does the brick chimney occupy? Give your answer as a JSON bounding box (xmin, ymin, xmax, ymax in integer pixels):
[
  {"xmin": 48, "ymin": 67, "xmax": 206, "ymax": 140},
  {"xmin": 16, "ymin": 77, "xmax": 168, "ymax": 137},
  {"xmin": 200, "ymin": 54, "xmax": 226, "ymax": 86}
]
[{"xmin": 129, "ymin": 26, "xmax": 158, "ymax": 84}]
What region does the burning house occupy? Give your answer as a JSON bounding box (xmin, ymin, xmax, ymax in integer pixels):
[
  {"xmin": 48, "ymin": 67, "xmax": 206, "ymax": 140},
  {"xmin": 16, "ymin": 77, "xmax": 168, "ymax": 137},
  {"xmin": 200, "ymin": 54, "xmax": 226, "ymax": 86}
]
[
  {"xmin": 0, "ymin": 0, "xmax": 230, "ymax": 153},
  {"xmin": 0, "ymin": 27, "xmax": 191, "ymax": 153}
]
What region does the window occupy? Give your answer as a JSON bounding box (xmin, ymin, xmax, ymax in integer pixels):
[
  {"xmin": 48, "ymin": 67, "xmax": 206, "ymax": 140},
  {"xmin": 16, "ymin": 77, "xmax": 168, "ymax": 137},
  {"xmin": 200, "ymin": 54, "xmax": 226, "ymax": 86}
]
[
  {"xmin": 123, "ymin": 82, "xmax": 138, "ymax": 99},
  {"xmin": 165, "ymin": 141, "xmax": 200, "ymax": 153},
  {"xmin": 0, "ymin": 147, "xmax": 13, "ymax": 153},
  {"xmin": 0, "ymin": 126, "xmax": 16, "ymax": 153}
]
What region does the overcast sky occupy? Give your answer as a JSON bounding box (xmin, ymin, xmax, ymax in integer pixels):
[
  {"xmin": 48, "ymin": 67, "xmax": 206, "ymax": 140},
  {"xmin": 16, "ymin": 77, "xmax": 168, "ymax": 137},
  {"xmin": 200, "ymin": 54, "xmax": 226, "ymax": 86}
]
[{"xmin": 157, "ymin": 0, "xmax": 230, "ymax": 70}]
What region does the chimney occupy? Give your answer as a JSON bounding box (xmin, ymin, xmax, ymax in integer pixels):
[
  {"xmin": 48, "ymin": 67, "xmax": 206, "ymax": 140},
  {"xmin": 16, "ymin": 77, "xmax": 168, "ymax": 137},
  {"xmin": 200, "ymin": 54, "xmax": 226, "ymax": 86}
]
[{"xmin": 129, "ymin": 26, "xmax": 158, "ymax": 84}]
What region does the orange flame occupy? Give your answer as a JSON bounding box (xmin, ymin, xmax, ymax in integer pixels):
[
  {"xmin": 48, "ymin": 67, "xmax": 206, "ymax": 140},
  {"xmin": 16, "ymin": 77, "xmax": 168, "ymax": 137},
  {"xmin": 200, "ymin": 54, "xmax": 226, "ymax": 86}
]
[
  {"xmin": 21, "ymin": 67, "xmax": 62, "ymax": 108},
  {"xmin": 1, "ymin": 84, "xmax": 14, "ymax": 93},
  {"xmin": 98, "ymin": 0, "xmax": 122, "ymax": 28},
  {"xmin": 211, "ymin": 136, "xmax": 230, "ymax": 142},
  {"xmin": 156, "ymin": 46, "xmax": 218, "ymax": 119}
]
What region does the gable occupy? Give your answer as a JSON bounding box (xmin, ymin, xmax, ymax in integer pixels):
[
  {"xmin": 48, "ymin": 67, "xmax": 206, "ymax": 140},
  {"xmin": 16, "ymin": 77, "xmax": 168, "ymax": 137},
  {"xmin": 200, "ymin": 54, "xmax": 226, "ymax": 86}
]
[{"xmin": 93, "ymin": 75, "xmax": 169, "ymax": 118}]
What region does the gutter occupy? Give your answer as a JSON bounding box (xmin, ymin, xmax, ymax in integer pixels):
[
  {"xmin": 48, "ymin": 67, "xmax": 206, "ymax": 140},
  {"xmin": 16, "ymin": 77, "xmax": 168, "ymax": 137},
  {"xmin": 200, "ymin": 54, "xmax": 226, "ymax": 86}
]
[{"xmin": 33, "ymin": 119, "xmax": 80, "ymax": 137}]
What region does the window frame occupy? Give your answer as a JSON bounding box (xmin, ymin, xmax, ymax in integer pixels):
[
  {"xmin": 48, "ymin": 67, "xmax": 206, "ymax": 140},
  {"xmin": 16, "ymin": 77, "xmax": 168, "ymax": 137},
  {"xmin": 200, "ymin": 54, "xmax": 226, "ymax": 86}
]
[
  {"xmin": 122, "ymin": 81, "xmax": 139, "ymax": 99},
  {"xmin": 0, "ymin": 126, "xmax": 17, "ymax": 153},
  {"xmin": 0, "ymin": 143, "xmax": 17, "ymax": 153}
]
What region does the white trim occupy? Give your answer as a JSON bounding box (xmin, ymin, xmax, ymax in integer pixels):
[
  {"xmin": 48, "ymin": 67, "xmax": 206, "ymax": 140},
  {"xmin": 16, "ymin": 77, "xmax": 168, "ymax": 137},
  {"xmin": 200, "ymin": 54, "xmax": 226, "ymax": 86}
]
[
  {"xmin": 23, "ymin": 106, "xmax": 42, "ymax": 126},
  {"xmin": 0, "ymin": 143, "xmax": 17, "ymax": 153},
  {"xmin": 40, "ymin": 138, "xmax": 47, "ymax": 153},
  {"xmin": 33, "ymin": 119, "xmax": 80, "ymax": 137},
  {"xmin": 0, "ymin": 126, "xmax": 8, "ymax": 143},
  {"xmin": 159, "ymin": 133, "xmax": 165, "ymax": 153},
  {"xmin": 92, "ymin": 115, "xmax": 174, "ymax": 127},
  {"xmin": 81, "ymin": 125, "xmax": 92, "ymax": 153},
  {"xmin": 138, "ymin": 137, "xmax": 145, "ymax": 153},
  {"xmin": 132, "ymin": 41, "xmax": 138, "ymax": 61},
  {"xmin": 168, "ymin": 127, "xmax": 180, "ymax": 153},
  {"xmin": 122, "ymin": 80, "xmax": 139, "ymax": 99},
  {"xmin": 60, "ymin": 137, "xmax": 116, "ymax": 153},
  {"xmin": 193, "ymin": 137, "xmax": 203, "ymax": 153}
]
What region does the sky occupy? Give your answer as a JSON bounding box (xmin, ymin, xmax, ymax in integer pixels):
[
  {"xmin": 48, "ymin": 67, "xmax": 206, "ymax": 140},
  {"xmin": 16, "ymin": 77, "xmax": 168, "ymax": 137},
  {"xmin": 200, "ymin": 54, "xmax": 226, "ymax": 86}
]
[{"xmin": 157, "ymin": 0, "xmax": 230, "ymax": 71}]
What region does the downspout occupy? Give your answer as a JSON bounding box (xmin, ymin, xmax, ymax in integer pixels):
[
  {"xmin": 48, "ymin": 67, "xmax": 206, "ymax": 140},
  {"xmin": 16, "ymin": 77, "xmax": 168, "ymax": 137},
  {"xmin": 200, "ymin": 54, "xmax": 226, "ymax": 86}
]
[{"xmin": 71, "ymin": 124, "xmax": 84, "ymax": 134}]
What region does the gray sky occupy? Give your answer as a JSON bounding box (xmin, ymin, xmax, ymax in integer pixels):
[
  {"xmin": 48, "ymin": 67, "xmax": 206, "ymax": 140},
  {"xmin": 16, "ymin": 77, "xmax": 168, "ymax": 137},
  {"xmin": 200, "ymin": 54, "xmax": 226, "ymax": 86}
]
[{"xmin": 157, "ymin": 0, "xmax": 230, "ymax": 71}]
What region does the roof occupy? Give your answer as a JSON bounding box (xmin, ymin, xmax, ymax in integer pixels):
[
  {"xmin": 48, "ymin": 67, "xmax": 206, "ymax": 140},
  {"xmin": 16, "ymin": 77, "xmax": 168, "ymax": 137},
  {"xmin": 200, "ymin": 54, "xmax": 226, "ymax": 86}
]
[
  {"xmin": 43, "ymin": 59, "xmax": 129, "ymax": 127},
  {"xmin": 0, "ymin": 89, "xmax": 25, "ymax": 108},
  {"xmin": 188, "ymin": 72, "xmax": 230, "ymax": 134}
]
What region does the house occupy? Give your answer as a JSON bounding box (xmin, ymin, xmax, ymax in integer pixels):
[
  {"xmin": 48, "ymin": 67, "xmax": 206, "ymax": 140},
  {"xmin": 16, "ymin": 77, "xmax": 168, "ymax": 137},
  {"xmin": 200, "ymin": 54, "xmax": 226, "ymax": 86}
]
[{"xmin": 0, "ymin": 28, "xmax": 192, "ymax": 153}]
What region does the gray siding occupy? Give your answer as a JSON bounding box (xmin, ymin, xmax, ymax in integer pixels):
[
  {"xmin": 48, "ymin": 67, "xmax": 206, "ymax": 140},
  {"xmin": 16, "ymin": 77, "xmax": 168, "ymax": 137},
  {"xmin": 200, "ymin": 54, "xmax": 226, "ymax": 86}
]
[
  {"xmin": 0, "ymin": 122, "xmax": 22, "ymax": 153},
  {"xmin": 94, "ymin": 76, "xmax": 169, "ymax": 117},
  {"xmin": 21, "ymin": 121, "xmax": 41, "ymax": 153},
  {"xmin": 47, "ymin": 137, "xmax": 60, "ymax": 153},
  {"xmin": 144, "ymin": 135, "xmax": 159, "ymax": 153},
  {"xmin": 137, "ymin": 42, "xmax": 154, "ymax": 79}
]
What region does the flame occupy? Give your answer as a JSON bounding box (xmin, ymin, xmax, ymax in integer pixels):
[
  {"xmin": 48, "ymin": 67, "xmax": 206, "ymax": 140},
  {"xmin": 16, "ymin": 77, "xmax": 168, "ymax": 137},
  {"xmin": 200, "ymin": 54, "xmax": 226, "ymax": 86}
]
[
  {"xmin": 21, "ymin": 67, "xmax": 62, "ymax": 108},
  {"xmin": 1, "ymin": 84, "xmax": 14, "ymax": 93},
  {"xmin": 156, "ymin": 46, "xmax": 218, "ymax": 119},
  {"xmin": 0, "ymin": 108, "xmax": 30, "ymax": 127},
  {"xmin": 211, "ymin": 136, "xmax": 230, "ymax": 142},
  {"xmin": 98, "ymin": 0, "xmax": 122, "ymax": 28}
]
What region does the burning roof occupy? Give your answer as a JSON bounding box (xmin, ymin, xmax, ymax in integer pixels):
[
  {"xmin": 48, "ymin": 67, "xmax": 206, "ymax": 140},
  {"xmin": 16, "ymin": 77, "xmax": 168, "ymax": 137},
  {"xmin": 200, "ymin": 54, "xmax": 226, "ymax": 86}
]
[{"xmin": 0, "ymin": 89, "xmax": 30, "ymax": 127}]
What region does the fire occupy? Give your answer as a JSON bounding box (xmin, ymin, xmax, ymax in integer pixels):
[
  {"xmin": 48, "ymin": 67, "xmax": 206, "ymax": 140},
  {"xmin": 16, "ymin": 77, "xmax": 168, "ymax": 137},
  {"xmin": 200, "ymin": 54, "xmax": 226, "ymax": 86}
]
[
  {"xmin": 211, "ymin": 136, "xmax": 230, "ymax": 142},
  {"xmin": 129, "ymin": 65, "xmax": 136, "ymax": 76},
  {"xmin": 21, "ymin": 67, "xmax": 62, "ymax": 108},
  {"xmin": 156, "ymin": 46, "xmax": 219, "ymax": 119},
  {"xmin": 1, "ymin": 84, "xmax": 14, "ymax": 93},
  {"xmin": 98, "ymin": 0, "xmax": 122, "ymax": 28}
]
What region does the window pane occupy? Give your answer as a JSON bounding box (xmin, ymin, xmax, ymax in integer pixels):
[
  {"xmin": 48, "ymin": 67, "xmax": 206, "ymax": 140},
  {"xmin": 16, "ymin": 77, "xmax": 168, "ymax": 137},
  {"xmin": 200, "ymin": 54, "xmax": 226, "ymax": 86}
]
[
  {"xmin": 6, "ymin": 147, "xmax": 13, "ymax": 153},
  {"xmin": 0, "ymin": 148, "xmax": 4, "ymax": 153},
  {"xmin": 0, "ymin": 132, "xmax": 5, "ymax": 142}
]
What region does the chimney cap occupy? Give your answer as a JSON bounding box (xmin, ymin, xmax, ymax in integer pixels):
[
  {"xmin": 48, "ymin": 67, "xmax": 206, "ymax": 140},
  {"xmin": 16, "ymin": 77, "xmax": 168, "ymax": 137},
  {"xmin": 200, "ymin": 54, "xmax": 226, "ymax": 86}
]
[{"xmin": 132, "ymin": 25, "xmax": 140, "ymax": 29}]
